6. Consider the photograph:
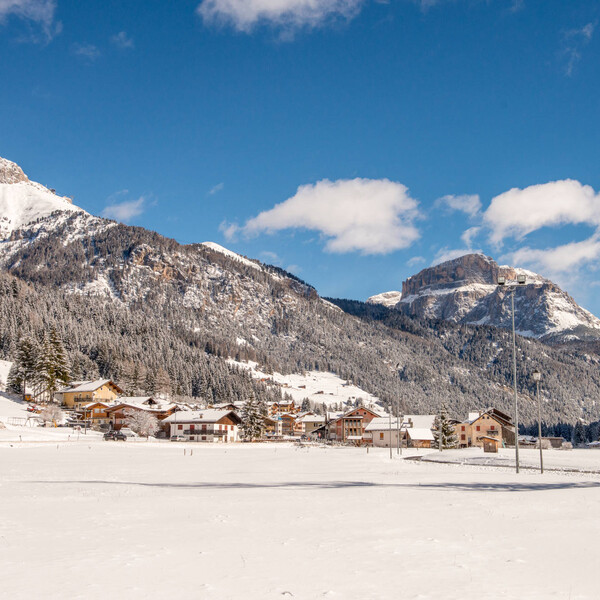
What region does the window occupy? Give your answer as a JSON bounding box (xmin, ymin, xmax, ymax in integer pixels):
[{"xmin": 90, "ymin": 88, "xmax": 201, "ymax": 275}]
[
  {"xmin": 461, "ymin": 434, "xmax": 466, "ymax": 440},
  {"xmin": 190, "ymin": 425, "xmax": 195, "ymax": 431},
  {"xmin": 461, "ymin": 426, "xmax": 465, "ymax": 431},
  {"xmin": 178, "ymin": 424, "xmax": 183, "ymax": 430},
  {"xmin": 202, "ymin": 436, "xmax": 206, "ymax": 441},
  {"xmin": 476, "ymin": 426, "xmax": 480, "ymax": 431},
  {"xmin": 380, "ymin": 433, "xmax": 384, "ymax": 440},
  {"xmin": 490, "ymin": 425, "xmax": 495, "ymax": 430}
]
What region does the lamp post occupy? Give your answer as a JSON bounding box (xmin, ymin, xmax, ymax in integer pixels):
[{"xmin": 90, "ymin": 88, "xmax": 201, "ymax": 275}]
[
  {"xmin": 388, "ymin": 405, "xmax": 392, "ymax": 459},
  {"xmin": 396, "ymin": 400, "xmax": 402, "ymax": 455},
  {"xmin": 532, "ymin": 369, "xmax": 544, "ymax": 474},
  {"xmin": 497, "ymin": 272, "xmax": 526, "ymax": 474}
]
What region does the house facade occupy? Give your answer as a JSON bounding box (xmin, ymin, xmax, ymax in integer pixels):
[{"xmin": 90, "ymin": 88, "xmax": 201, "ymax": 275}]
[
  {"xmin": 163, "ymin": 410, "xmax": 241, "ymax": 442},
  {"xmin": 329, "ymin": 407, "xmax": 384, "ymax": 443},
  {"xmin": 456, "ymin": 408, "xmax": 515, "ymax": 448},
  {"xmin": 104, "ymin": 397, "xmax": 177, "ymax": 431},
  {"xmin": 57, "ymin": 380, "xmax": 123, "ymax": 409}
]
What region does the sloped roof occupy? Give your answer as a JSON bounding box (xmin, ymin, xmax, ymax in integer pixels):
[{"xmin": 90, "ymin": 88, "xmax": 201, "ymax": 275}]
[
  {"xmin": 364, "ymin": 417, "xmax": 405, "ymax": 432},
  {"xmin": 407, "ymin": 428, "xmax": 435, "ymax": 441},
  {"xmin": 65, "ymin": 379, "xmax": 123, "ymax": 394},
  {"xmin": 163, "ymin": 409, "xmax": 240, "ymax": 424}
]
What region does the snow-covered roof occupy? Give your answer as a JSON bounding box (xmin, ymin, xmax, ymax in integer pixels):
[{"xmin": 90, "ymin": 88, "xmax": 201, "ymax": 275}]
[
  {"xmin": 364, "ymin": 417, "xmax": 405, "ymax": 432},
  {"xmin": 407, "ymin": 428, "xmax": 435, "ymax": 441},
  {"xmin": 163, "ymin": 409, "xmax": 239, "ymax": 423},
  {"xmin": 106, "ymin": 398, "xmax": 175, "ymax": 413},
  {"xmin": 404, "ymin": 415, "xmax": 436, "ymax": 429},
  {"xmin": 298, "ymin": 415, "xmax": 325, "ymax": 423},
  {"xmin": 65, "ymin": 379, "xmax": 121, "ymax": 393}
]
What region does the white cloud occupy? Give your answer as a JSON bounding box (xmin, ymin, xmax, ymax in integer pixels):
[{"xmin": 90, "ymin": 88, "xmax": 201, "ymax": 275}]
[
  {"xmin": 483, "ymin": 179, "xmax": 600, "ymax": 245},
  {"xmin": 407, "ymin": 255, "xmax": 426, "ymax": 267},
  {"xmin": 436, "ymin": 193, "xmax": 481, "ymax": 218},
  {"xmin": 0, "ymin": 0, "xmax": 60, "ymax": 40},
  {"xmin": 461, "ymin": 226, "xmax": 481, "ymax": 247},
  {"xmin": 102, "ymin": 196, "xmax": 146, "ymax": 223},
  {"xmin": 197, "ymin": 0, "xmax": 365, "ymax": 33},
  {"xmin": 504, "ymin": 234, "xmax": 600, "ymax": 275},
  {"xmin": 209, "ymin": 182, "xmax": 224, "ymax": 195},
  {"xmin": 111, "ymin": 31, "xmax": 134, "ymax": 49},
  {"xmin": 227, "ymin": 178, "xmax": 421, "ymax": 255},
  {"xmin": 73, "ymin": 42, "xmax": 101, "ymax": 60},
  {"xmin": 562, "ymin": 22, "xmax": 595, "ymax": 76}
]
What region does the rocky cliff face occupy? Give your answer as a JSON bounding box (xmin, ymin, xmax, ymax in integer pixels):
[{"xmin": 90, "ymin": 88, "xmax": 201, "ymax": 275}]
[
  {"xmin": 0, "ymin": 158, "xmax": 29, "ymax": 184},
  {"xmin": 374, "ymin": 253, "xmax": 600, "ymax": 342}
]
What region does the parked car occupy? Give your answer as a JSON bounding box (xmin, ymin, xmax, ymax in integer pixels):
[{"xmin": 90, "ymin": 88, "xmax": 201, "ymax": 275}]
[
  {"xmin": 104, "ymin": 431, "xmax": 127, "ymax": 441},
  {"xmin": 170, "ymin": 435, "xmax": 186, "ymax": 442},
  {"xmin": 119, "ymin": 428, "xmax": 137, "ymax": 438}
]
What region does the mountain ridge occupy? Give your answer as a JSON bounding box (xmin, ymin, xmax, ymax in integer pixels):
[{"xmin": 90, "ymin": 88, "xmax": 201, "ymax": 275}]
[{"xmin": 368, "ymin": 253, "xmax": 600, "ymax": 343}]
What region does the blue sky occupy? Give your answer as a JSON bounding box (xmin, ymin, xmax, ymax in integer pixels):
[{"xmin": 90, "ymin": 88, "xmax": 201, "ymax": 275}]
[{"xmin": 2, "ymin": 0, "xmax": 600, "ymax": 311}]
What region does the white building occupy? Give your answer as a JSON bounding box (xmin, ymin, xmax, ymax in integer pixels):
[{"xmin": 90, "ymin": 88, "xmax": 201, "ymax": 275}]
[{"xmin": 163, "ymin": 409, "xmax": 241, "ymax": 443}]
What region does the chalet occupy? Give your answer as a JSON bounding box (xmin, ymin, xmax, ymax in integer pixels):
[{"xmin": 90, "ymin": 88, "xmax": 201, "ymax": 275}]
[
  {"xmin": 104, "ymin": 397, "xmax": 177, "ymax": 431},
  {"xmin": 163, "ymin": 409, "xmax": 241, "ymax": 442},
  {"xmin": 80, "ymin": 401, "xmax": 113, "ymax": 428},
  {"xmin": 297, "ymin": 413, "xmax": 325, "ymax": 436},
  {"xmin": 57, "ymin": 380, "xmax": 123, "ymax": 409},
  {"xmin": 268, "ymin": 400, "xmax": 298, "ymax": 416},
  {"xmin": 456, "ymin": 408, "xmax": 515, "ymax": 448},
  {"xmin": 280, "ymin": 413, "xmax": 297, "ymax": 436},
  {"xmin": 328, "ymin": 406, "xmax": 385, "ymax": 444},
  {"xmin": 364, "ymin": 415, "xmax": 436, "ymax": 448},
  {"xmin": 264, "ymin": 415, "xmax": 283, "ymax": 437}
]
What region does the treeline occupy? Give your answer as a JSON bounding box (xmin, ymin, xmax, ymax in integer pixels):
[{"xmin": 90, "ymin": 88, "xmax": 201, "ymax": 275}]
[{"xmin": 3, "ymin": 212, "xmax": 600, "ymax": 425}]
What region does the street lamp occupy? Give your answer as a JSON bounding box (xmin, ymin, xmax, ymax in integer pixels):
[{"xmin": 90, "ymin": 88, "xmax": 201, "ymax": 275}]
[
  {"xmin": 497, "ymin": 272, "xmax": 527, "ymax": 474},
  {"xmin": 532, "ymin": 369, "xmax": 544, "ymax": 474}
]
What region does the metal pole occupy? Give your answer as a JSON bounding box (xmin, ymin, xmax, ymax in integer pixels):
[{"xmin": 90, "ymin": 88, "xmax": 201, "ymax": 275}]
[
  {"xmin": 537, "ymin": 379, "xmax": 544, "ymax": 474},
  {"xmin": 389, "ymin": 405, "xmax": 392, "ymax": 459},
  {"xmin": 396, "ymin": 400, "xmax": 400, "ymax": 455},
  {"xmin": 511, "ymin": 289, "xmax": 520, "ymax": 474}
]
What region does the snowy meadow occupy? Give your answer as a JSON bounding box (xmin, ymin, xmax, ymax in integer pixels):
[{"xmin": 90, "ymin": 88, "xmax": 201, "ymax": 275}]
[{"xmin": 1, "ymin": 438, "xmax": 599, "ymax": 600}]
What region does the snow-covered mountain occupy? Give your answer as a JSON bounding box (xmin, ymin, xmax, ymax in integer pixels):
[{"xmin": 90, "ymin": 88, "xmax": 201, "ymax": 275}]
[
  {"xmin": 369, "ymin": 253, "xmax": 600, "ymax": 342},
  {"xmin": 4, "ymin": 156, "xmax": 600, "ymax": 424},
  {"xmin": 0, "ymin": 157, "xmax": 85, "ymax": 241},
  {"xmin": 366, "ymin": 290, "xmax": 402, "ymax": 307}
]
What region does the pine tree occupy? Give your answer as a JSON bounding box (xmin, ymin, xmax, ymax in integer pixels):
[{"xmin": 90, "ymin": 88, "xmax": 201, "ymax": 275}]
[
  {"xmin": 240, "ymin": 394, "xmax": 265, "ymax": 441},
  {"xmin": 433, "ymin": 404, "xmax": 458, "ymax": 450},
  {"xmin": 573, "ymin": 420, "xmax": 586, "ymax": 447},
  {"xmin": 8, "ymin": 336, "xmax": 38, "ymax": 400},
  {"xmin": 35, "ymin": 331, "xmax": 70, "ymax": 398},
  {"xmin": 49, "ymin": 328, "xmax": 70, "ymax": 388}
]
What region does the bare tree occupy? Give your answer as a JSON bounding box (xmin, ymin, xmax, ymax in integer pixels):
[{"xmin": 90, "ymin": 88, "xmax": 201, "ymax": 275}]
[
  {"xmin": 40, "ymin": 404, "xmax": 63, "ymax": 427},
  {"xmin": 124, "ymin": 408, "xmax": 158, "ymax": 438}
]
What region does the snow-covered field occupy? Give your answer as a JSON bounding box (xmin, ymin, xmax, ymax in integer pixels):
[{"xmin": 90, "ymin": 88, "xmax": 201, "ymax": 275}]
[
  {"xmin": 227, "ymin": 359, "xmax": 380, "ymax": 408},
  {"xmin": 1, "ymin": 436, "xmax": 599, "ymax": 600}
]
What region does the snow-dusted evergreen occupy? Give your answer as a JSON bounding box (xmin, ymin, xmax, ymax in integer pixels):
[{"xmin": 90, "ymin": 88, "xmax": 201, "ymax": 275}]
[
  {"xmin": 432, "ymin": 405, "xmax": 458, "ymax": 450},
  {"xmin": 240, "ymin": 394, "xmax": 267, "ymax": 440}
]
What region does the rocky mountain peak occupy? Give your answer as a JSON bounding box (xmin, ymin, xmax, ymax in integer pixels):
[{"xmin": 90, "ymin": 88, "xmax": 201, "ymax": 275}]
[
  {"xmin": 0, "ymin": 157, "xmax": 29, "ymax": 185},
  {"xmin": 402, "ymin": 253, "xmax": 498, "ymax": 297}
]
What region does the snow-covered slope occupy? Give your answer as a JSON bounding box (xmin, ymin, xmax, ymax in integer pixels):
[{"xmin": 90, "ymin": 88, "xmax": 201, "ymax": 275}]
[
  {"xmin": 366, "ymin": 291, "xmax": 402, "ymax": 307},
  {"xmin": 0, "ymin": 157, "xmax": 85, "ymax": 241},
  {"xmin": 373, "ymin": 253, "xmax": 600, "ymax": 342},
  {"xmin": 201, "ymin": 242, "xmax": 261, "ymax": 271}
]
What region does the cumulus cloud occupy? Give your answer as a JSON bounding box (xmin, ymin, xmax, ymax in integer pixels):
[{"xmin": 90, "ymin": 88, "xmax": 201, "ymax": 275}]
[
  {"xmin": 111, "ymin": 31, "xmax": 134, "ymax": 49},
  {"xmin": 197, "ymin": 0, "xmax": 365, "ymax": 34},
  {"xmin": 436, "ymin": 193, "xmax": 481, "ymax": 218},
  {"xmin": 461, "ymin": 226, "xmax": 481, "ymax": 247},
  {"xmin": 102, "ymin": 196, "xmax": 146, "ymax": 223},
  {"xmin": 505, "ymin": 234, "xmax": 600, "ymax": 276},
  {"xmin": 0, "ymin": 0, "xmax": 60, "ymax": 40},
  {"xmin": 226, "ymin": 178, "xmax": 421, "ymax": 255},
  {"xmin": 483, "ymin": 179, "xmax": 600, "ymax": 246}
]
